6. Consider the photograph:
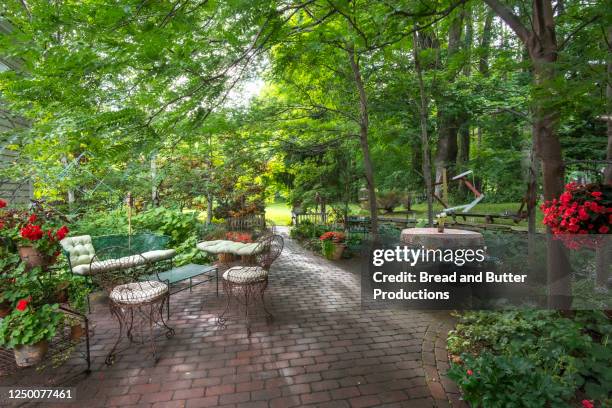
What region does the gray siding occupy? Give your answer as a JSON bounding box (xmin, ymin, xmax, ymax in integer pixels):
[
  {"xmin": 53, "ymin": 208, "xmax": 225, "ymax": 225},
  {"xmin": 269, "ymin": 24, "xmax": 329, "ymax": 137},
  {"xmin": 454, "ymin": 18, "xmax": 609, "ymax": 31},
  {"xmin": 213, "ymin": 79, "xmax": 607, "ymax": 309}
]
[{"xmin": 0, "ymin": 20, "xmax": 32, "ymax": 205}]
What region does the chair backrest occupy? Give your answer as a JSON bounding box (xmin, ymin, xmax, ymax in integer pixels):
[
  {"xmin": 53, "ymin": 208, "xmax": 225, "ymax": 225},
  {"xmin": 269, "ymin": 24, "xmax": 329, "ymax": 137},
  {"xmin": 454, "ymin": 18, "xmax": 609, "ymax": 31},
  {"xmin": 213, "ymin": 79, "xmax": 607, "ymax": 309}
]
[
  {"xmin": 90, "ymin": 246, "xmax": 151, "ymax": 293},
  {"xmin": 60, "ymin": 235, "xmax": 96, "ymax": 267},
  {"xmin": 256, "ymin": 234, "xmax": 284, "ymax": 270}
]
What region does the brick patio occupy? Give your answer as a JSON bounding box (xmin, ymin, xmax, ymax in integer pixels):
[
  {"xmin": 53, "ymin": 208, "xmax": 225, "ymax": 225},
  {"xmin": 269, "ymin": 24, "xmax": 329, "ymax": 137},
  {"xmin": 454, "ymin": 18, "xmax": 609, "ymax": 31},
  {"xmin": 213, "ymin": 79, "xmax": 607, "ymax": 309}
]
[{"xmin": 5, "ymin": 228, "xmax": 467, "ymax": 408}]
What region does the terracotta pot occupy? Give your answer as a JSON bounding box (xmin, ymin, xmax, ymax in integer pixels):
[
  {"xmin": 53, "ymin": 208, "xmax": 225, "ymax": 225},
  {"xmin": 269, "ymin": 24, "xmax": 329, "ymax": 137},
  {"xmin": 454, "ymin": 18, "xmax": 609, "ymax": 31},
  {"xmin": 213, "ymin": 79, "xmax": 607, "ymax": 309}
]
[
  {"xmin": 327, "ymin": 243, "xmax": 345, "ymax": 261},
  {"xmin": 218, "ymin": 253, "xmax": 234, "ymax": 264},
  {"xmin": 14, "ymin": 340, "xmax": 48, "ymax": 367},
  {"xmin": 17, "ymin": 246, "xmax": 55, "ymax": 269},
  {"xmin": 70, "ymin": 324, "xmax": 85, "ymax": 341}
]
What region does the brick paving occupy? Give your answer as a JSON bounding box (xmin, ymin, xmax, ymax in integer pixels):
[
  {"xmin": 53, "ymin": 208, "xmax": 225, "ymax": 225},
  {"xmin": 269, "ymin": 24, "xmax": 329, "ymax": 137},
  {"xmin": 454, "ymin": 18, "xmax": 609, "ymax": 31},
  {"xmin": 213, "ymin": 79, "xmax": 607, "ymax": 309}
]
[{"xmin": 4, "ymin": 228, "xmax": 467, "ymax": 407}]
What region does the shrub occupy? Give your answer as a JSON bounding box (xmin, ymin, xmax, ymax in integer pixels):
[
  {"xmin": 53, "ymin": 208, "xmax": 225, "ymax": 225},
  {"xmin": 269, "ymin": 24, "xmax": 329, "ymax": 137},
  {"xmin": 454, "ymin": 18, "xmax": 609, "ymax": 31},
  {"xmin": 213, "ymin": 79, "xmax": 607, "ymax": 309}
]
[{"xmin": 132, "ymin": 207, "xmax": 197, "ymax": 247}]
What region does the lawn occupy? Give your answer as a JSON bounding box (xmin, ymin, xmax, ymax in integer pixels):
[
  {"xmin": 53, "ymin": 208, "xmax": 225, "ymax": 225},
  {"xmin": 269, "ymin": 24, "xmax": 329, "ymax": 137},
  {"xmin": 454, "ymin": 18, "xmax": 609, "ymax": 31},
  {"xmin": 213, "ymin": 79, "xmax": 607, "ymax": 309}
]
[
  {"xmin": 265, "ymin": 202, "xmax": 292, "ymax": 226},
  {"xmin": 267, "ymin": 201, "xmax": 545, "ymax": 229}
]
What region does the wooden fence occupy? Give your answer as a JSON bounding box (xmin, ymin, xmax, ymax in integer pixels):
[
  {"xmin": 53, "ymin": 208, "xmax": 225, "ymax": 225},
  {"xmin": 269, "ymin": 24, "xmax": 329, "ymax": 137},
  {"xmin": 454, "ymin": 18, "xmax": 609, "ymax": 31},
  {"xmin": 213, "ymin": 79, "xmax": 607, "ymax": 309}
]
[
  {"xmin": 226, "ymin": 213, "xmax": 266, "ymax": 231},
  {"xmin": 292, "ymin": 211, "xmax": 335, "ymax": 226}
]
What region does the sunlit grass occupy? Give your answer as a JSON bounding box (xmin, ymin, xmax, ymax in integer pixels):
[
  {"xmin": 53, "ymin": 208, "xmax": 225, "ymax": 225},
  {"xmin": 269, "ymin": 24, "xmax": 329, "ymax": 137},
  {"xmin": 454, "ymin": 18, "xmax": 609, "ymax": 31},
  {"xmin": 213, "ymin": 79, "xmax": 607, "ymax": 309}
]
[{"xmin": 266, "ymin": 202, "xmax": 292, "ymax": 226}]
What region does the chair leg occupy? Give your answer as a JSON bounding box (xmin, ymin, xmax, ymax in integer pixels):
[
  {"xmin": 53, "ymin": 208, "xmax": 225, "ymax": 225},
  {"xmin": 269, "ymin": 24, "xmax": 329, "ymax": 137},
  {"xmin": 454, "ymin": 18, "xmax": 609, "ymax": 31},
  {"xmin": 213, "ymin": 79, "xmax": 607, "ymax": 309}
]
[
  {"xmin": 106, "ymin": 304, "xmax": 124, "ymax": 366},
  {"xmin": 259, "ymin": 280, "xmax": 273, "ymax": 323},
  {"xmin": 244, "ymin": 287, "xmax": 251, "ymax": 338},
  {"xmin": 216, "ymin": 280, "xmax": 232, "ymax": 329},
  {"xmin": 148, "ymin": 303, "xmax": 157, "ymax": 362}
]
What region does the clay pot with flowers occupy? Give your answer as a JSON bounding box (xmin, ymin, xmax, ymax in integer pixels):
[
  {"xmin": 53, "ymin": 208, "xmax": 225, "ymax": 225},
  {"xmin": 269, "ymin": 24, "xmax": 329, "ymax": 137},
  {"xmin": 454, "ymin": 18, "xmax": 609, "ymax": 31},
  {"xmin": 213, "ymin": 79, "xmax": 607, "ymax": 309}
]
[
  {"xmin": 0, "ymin": 299, "xmax": 63, "ymax": 367},
  {"xmin": 17, "ymin": 214, "xmax": 69, "ymax": 270},
  {"xmin": 320, "ymin": 231, "xmax": 346, "ymax": 260}
]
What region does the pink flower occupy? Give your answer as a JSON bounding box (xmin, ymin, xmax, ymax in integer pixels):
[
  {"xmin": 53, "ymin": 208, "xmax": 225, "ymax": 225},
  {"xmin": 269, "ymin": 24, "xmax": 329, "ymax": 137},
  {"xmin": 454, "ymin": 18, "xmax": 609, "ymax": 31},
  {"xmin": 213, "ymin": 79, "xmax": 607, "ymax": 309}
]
[{"xmin": 466, "ymin": 369, "xmax": 473, "ymax": 376}]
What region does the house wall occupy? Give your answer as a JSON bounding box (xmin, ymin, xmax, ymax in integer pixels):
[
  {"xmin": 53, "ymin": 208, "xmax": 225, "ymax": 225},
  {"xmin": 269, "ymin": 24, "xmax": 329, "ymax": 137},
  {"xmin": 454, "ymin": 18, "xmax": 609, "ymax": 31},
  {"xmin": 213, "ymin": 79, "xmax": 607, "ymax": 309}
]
[{"xmin": 0, "ymin": 20, "xmax": 32, "ymax": 205}]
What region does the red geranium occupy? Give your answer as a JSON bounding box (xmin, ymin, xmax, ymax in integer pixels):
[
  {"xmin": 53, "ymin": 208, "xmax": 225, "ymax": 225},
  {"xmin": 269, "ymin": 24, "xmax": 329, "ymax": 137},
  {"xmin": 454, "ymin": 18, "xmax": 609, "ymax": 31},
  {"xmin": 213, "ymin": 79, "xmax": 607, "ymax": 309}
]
[
  {"xmin": 541, "ymin": 183, "xmax": 611, "ymax": 249},
  {"xmin": 16, "ymin": 298, "xmax": 30, "ymax": 312},
  {"xmin": 20, "ymin": 224, "xmax": 44, "ymax": 241},
  {"xmin": 0, "ymin": 199, "xmax": 6, "ymax": 208},
  {"xmin": 320, "ymin": 231, "xmax": 346, "ymax": 243},
  {"xmin": 56, "ymin": 225, "xmax": 69, "ymax": 241},
  {"xmin": 226, "ymin": 231, "xmax": 253, "ymax": 243}
]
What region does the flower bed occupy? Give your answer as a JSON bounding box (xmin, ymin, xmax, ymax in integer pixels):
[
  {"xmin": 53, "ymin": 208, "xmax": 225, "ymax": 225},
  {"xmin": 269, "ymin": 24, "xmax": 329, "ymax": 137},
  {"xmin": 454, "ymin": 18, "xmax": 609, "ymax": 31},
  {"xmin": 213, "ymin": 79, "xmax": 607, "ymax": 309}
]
[{"xmin": 447, "ymin": 310, "xmax": 611, "ymax": 407}]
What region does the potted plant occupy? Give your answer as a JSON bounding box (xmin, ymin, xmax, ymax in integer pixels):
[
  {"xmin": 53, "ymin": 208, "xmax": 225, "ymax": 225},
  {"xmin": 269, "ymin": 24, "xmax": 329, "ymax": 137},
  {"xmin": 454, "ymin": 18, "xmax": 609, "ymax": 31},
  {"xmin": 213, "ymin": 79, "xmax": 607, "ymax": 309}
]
[
  {"xmin": 436, "ymin": 212, "xmax": 447, "ymax": 233},
  {"xmin": 0, "ymin": 299, "xmax": 63, "ymax": 367},
  {"xmin": 320, "ymin": 231, "xmax": 346, "ymax": 260},
  {"xmin": 17, "ymin": 216, "xmax": 69, "ymax": 269}
]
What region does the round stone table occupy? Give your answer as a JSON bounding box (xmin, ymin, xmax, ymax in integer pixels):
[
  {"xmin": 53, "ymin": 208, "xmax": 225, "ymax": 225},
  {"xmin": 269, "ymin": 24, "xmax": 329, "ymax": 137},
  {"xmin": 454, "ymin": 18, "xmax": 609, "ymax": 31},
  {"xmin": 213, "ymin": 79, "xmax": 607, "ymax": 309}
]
[{"xmin": 400, "ymin": 227, "xmax": 484, "ymax": 249}]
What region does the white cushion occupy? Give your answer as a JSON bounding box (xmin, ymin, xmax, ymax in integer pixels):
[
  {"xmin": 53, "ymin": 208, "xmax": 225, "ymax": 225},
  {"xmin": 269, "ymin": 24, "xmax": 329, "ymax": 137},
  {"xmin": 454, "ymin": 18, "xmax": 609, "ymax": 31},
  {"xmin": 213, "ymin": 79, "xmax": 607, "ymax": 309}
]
[
  {"xmin": 110, "ymin": 281, "xmax": 168, "ymax": 304},
  {"xmin": 74, "ymin": 255, "xmax": 147, "ymax": 276},
  {"xmin": 197, "ymin": 240, "xmax": 258, "ymax": 255},
  {"xmin": 61, "ymin": 235, "xmax": 95, "ymax": 267},
  {"xmin": 141, "ymin": 249, "xmax": 176, "ymax": 262},
  {"xmin": 235, "ymin": 243, "xmax": 265, "ymax": 256},
  {"xmin": 223, "ymin": 266, "xmax": 268, "ymax": 284},
  {"xmin": 196, "ymin": 240, "xmax": 225, "ymax": 251}
]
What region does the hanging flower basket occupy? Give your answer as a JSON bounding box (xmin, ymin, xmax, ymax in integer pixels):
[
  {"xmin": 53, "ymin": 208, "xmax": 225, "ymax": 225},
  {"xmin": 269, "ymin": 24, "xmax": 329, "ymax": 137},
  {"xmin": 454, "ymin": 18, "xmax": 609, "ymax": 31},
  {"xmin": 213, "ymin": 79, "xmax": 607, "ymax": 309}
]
[{"xmin": 541, "ymin": 182, "xmax": 611, "ymax": 250}]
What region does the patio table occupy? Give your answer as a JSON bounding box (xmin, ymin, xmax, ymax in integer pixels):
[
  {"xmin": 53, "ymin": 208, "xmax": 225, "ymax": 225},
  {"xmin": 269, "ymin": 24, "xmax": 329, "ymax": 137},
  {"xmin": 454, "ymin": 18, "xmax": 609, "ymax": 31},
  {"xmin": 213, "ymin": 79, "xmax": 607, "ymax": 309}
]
[
  {"xmin": 400, "ymin": 227, "xmax": 484, "ymax": 248},
  {"xmin": 141, "ymin": 263, "xmax": 218, "ymax": 296}
]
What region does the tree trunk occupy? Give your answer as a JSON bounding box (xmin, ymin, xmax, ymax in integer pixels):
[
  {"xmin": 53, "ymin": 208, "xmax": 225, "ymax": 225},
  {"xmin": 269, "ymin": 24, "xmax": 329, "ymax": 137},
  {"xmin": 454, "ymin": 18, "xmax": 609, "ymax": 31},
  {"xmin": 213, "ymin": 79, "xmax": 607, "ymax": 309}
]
[
  {"xmin": 484, "ymin": 0, "xmax": 571, "ymax": 308},
  {"xmin": 347, "ymin": 45, "xmax": 378, "ymax": 241},
  {"xmin": 435, "ymin": 15, "xmax": 463, "ymax": 194},
  {"xmin": 605, "ymin": 26, "xmax": 612, "ymax": 185},
  {"xmin": 413, "ymin": 28, "xmax": 434, "ymax": 226},
  {"xmin": 596, "ymin": 26, "xmax": 612, "ymax": 290},
  {"xmin": 151, "ymin": 152, "xmax": 159, "ymax": 207},
  {"xmin": 60, "ymin": 156, "xmax": 75, "ymax": 207},
  {"xmin": 529, "ymin": 1, "xmax": 571, "ymax": 309},
  {"xmin": 479, "ymin": 10, "xmax": 494, "ymax": 76}
]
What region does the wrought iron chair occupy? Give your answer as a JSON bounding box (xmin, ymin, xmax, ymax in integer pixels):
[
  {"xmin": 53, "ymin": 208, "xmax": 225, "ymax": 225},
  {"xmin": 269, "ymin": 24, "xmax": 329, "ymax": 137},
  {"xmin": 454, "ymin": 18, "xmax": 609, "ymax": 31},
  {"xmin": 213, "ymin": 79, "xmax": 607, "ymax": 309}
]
[
  {"xmin": 89, "ymin": 246, "xmax": 174, "ymax": 365},
  {"xmin": 217, "ymin": 234, "xmax": 284, "ymax": 337}
]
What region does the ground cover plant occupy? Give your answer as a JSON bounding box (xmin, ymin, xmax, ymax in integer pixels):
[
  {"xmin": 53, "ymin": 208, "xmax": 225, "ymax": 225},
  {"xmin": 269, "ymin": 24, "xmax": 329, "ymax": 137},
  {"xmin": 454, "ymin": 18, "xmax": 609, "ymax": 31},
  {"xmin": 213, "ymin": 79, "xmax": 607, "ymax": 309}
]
[{"xmin": 447, "ymin": 310, "xmax": 612, "ymax": 407}]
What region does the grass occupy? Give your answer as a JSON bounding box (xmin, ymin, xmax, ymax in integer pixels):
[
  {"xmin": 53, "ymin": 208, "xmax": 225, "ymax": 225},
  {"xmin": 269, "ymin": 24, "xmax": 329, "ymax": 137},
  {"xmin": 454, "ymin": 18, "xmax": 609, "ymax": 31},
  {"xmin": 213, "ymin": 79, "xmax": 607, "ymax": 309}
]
[
  {"xmin": 266, "ymin": 201, "xmax": 545, "ymax": 229},
  {"xmin": 266, "ymin": 202, "xmax": 292, "ymax": 226}
]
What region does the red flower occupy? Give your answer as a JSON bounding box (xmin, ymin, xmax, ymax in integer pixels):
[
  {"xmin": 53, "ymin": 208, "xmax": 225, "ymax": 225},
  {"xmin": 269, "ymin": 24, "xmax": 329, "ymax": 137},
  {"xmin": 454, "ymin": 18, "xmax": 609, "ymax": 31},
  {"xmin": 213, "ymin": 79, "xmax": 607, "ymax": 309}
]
[
  {"xmin": 16, "ymin": 298, "xmax": 29, "ymax": 312},
  {"xmin": 20, "ymin": 224, "xmax": 43, "ymax": 241},
  {"xmin": 599, "ymin": 225, "xmax": 609, "ymax": 234},
  {"xmin": 581, "ymin": 400, "xmax": 594, "ymax": 408},
  {"xmin": 591, "ymin": 191, "xmax": 602, "ymax": 199},
  {"xmin": 28, "ymin": 214, "xmax": 37, "ymax": 223},
  {"xmin": 466, "ymin": 369, "xmax": 473, "ymax": 376},
  {"xmin": 0, "ymin": 199, "xmax": 6, "ymax": 208},
  {"xmin": 56, "ymin": 225, "xmax": 69, "ymax": 241}
]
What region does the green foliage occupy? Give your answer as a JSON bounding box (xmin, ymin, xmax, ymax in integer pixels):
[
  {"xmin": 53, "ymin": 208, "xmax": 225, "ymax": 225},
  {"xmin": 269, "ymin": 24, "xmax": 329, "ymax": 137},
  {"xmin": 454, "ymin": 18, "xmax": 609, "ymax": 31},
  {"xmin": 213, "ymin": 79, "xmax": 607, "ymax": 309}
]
[
  {"xmin": 0, "ymin": 304, "xmax": 63, "ymax": 348},
  {"xmin": 72, "ymin": 209, "xmax": 128, "ymax": 236},
  {"xmin": 132, "ymin": 207, "xmax": 197, "ymax": 247},
  {"xmin": 321, "ymin": 239, "xmax": 335, "ymax": 259},
  {"xmin": 447, "ymin": 311, "xmax": 612, "ymax": 407}
]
